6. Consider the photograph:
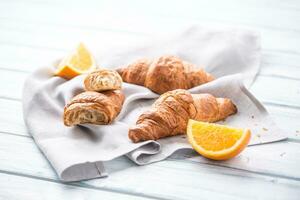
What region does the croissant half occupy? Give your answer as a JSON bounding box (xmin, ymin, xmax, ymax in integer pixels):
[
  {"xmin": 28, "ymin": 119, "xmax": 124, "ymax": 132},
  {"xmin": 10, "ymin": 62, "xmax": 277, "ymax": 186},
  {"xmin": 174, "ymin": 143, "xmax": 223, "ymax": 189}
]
[
  {"xmin": 64, "ymin": 90, "xmax": 124, "ymax": 126},
  {"xmin": 84, "ymin": 69, "xmax": 122, "ymax": 92},
  {"xmin": 117, "ymin": 56, "xmax": 214, "ymax": 94},
  {"xmin": 129, "ymin": 89, "xmax": 237, "ymax": 143}
]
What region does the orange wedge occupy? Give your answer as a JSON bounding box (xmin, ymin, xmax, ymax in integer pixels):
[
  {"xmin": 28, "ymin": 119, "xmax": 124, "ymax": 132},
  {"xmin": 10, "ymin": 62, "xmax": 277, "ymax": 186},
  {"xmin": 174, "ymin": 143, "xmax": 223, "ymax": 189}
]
[
  {"xmin": 187, "ymin": 119, "xmax": 251, "ymax": 160},
  {"xmin": 55, "ymin": 43, "xmax": 96, "ymax": 80}
]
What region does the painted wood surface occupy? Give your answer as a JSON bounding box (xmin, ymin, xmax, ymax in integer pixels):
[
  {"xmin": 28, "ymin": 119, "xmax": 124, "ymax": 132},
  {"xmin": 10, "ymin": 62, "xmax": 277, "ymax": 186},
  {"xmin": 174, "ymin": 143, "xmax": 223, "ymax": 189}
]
[
  {"xmin": 0, "ymin": 0, "xmax": 300, "ymax": 199},
  {"xmin": 0, "ymin": 133, "xmax": 300, "ymax": 200},
  {"xmin": 0, "ymin": 173, "xmax": 156, "ymax": 200}
]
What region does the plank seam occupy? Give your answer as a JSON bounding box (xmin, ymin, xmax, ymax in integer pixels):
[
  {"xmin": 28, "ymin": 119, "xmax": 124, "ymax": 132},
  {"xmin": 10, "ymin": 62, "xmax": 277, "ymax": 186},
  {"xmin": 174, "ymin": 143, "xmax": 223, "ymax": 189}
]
[
  {"xmin": 259, "ymin": 74, "xmax": 300, "ymax": 81},
  {"xmin": 262, "ymin": 100, "xmax": 300, "ymax": 110},
  {"xmin": 0, "ymin": 131, "xmax": 31, "ymax": 138},
  {"xmin": 0, "ymin": 41, "xmax": 68, "ymax": 52},
  {"xmin": 286, "ymin": 138, "xmax": 300, "ymax": 144},
  {"xmin": 0, "ymin": 19, "xmax": 149, "ymax": 37},
  {"xmin": 261, "ymin": 60, "xmax": 300, "ymax": 69},
  {"xmin": 0, "ymin": 169, "xmax": 168, "ymax": 200},
  {"xmin": 0, "ymin": 67, "xmax": 31, "ymax": 73},
  {"xmin": 1, "ymin": 10, "xmax": 300, "ymax": 34},
  {"xmin": 0, "ymin": 96, "xmax": 21, "ymax": 102},
  {"xmin": 167, "ymin": 158, "xmax": 300, "ymax": 182}
]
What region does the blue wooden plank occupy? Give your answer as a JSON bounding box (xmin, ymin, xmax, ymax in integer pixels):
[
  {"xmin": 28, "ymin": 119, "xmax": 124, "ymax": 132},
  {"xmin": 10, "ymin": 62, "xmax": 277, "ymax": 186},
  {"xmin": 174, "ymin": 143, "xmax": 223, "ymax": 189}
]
[
  {"xmin": 0, "ymin": 173, "xmax": 152, "ymax": 200},
  {"xmin": 1, "ymin": 0, "xmax": 300, "ymax": 33},
  {"xmin": 0, "ymin": 133, "xmax": 299, "ymax": 200}
]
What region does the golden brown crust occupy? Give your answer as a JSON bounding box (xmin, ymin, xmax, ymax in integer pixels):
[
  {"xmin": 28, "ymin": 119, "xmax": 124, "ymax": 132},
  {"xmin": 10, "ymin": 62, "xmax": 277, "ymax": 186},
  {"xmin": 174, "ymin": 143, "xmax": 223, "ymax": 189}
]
[
  {"xmin": 64, "ymin": 90, "xmax": 124, "ymax": 126},
  {"xmin": 129, "ymin": 90, "xmax": 193, "ymax": 142},
  {"xmin": 117, "ymin": 58, "xmax": 151, "ymax": 86},
  {"xmin": 145, "ymin": 56, "xmax": 187, "ymax": 94},
  {"xmin": 117, "ymin": 55, "xmax": 214, "ymax": 94},
  {"xmin": 129, "ymin": 89, "xmax": 237, "ymax": 143},
  {"xmin": 183, "ymin": 61, "xmax": 215, "ymax": 88},
  {"xmin": 84, "ymin": 69, "xmax": 122, "ymax": 92}
]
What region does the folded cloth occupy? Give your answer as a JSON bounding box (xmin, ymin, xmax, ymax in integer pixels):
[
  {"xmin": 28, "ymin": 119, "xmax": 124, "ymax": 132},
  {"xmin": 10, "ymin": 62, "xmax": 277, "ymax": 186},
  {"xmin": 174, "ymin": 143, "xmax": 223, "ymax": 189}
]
[{"xmin": 23, "ymin": 26, "xmax": 286, "ymax": 182}]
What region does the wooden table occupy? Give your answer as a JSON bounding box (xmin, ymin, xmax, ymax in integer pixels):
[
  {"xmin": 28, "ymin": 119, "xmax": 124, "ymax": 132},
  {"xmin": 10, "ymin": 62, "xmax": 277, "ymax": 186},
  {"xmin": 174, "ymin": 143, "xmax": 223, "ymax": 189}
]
[{"xmin": 0, "ymin": 0, "xmax": 299, "ymax": 199}]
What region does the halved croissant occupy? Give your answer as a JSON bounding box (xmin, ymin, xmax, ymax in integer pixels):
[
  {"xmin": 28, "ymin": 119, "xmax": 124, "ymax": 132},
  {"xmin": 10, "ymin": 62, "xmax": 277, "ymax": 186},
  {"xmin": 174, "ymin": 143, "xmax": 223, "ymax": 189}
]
[
  {"xmin": 84, "ymin": 69, "xmax": 122, "ymax": 92},
  {"xmin": 129, "ymin": 89, "xmax": 237, "ymax": 143},
  {"xmin": 64, "ymin": 90, "xmax": 124, "ymax": 126},
  {"xmin": 117, "ymin": 56, "xmax": 214, "ymax": 94}
]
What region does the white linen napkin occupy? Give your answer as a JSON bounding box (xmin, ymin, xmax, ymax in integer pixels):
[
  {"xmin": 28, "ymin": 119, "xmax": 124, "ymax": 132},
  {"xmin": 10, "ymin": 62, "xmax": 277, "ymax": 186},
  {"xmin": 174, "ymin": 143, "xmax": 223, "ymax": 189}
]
[{"xmin": 23, "ymin": 26, "xmax": 286, "ymax": 182}]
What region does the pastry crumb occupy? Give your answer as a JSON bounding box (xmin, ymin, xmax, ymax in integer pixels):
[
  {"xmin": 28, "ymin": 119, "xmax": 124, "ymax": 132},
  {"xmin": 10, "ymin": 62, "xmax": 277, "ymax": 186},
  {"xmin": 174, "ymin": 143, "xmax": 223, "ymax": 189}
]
[
  {"xmin": 280, "ymin": 152, "xmax": 286, "ymax": 157},
  {"xmin": 251, "ymin": 115, "xmax": 254, "ymax": 119},
  {"xmin": 262, "ymin": 127, "xmax": 268, "ymax": 131},
  {"xmin": 257, "ymin": 134, "xmax": 261, "ymax": 138}
]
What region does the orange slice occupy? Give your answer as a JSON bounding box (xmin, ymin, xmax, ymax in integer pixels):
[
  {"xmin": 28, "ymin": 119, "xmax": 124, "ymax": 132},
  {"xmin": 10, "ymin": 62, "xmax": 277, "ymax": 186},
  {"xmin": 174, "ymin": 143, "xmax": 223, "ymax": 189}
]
[
  {"xmin": 55, "ymin": 43, "xmax": 96, "ymax": 79},
  {"xmin": 187, "ymin": 119, "xmax": 251, "ymax": 160}
]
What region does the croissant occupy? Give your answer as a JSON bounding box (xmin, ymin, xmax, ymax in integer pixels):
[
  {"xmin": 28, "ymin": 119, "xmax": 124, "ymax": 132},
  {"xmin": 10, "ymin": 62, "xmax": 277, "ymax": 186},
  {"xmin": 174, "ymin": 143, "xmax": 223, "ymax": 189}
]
[
  {"xmin": 64, "ymin": 90, "xmax": 124, "ymax": 126},
  {"xmin": 128, "ymin": 89, "xmax": 237, "ymax": 143},
  {"xmin": 84, "ymin": 69, "xmax": 122, "ymax": 92},
  {"xmin": 117, "ymin": 55, "xmax": 214, "ymax": 94}
]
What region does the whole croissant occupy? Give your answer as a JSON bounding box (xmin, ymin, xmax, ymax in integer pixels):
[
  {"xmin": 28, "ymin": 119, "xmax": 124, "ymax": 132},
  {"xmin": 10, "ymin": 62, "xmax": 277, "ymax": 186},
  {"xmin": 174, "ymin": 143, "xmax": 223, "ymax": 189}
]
[
  {"xmin": 64, "ymin": 90, "xmax": 124, "ymax": 126},
  {"xmin": 129, "ymin": 89, "xmax": 237, "ymax": 143},
  {"xmin": 117, "ymin": 55, "xmax": 214, "ymax": 94}
]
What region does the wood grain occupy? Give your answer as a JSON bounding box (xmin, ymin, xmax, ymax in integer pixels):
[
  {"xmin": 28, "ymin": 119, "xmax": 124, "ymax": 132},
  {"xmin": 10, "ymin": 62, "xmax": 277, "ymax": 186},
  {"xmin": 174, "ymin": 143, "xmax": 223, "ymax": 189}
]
[
  {"xmin": 0, "ymin": 133, "xmax": 299, "ymax": 200},
  {"xmin": 0, "ymin": 173, "xmax": 153, "ymax": 200},
  {"xmin": 1, "ymin": 0, "xmax": 300, "ymax": 33},
  {"xmin": 0, "ymin": 11, "xmax": 300, "ymax": 57}
]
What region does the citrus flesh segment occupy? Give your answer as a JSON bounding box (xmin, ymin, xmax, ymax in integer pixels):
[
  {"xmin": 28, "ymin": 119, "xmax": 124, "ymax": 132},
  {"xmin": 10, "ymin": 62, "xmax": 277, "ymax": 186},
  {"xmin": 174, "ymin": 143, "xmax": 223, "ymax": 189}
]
[
  {"xmin": 187, "ymin": 119, "xmax": 251, "ymax": 160},
  {"xmin": 55, "ymin": 43, "xmax": 96, "ymax": 79}
]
